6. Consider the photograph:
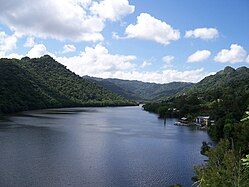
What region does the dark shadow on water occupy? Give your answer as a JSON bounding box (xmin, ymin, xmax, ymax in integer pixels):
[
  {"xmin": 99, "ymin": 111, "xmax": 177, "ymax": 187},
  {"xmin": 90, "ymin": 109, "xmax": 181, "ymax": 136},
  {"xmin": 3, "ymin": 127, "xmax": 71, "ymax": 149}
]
[{"xmin": 42, "ymin": 108, "xmax": 99, "ymax": 114}]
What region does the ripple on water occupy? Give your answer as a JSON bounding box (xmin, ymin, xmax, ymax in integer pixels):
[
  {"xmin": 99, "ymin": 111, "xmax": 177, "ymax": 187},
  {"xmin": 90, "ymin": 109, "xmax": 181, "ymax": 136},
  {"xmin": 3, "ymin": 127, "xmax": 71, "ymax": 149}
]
[{"xmin": 0, "ymin": 107, "xmax": 210, "ymax": 187}]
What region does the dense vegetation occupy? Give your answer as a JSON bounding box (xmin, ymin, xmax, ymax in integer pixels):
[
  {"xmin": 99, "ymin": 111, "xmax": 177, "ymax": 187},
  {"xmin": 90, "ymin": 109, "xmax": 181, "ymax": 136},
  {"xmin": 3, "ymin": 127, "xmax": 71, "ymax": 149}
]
[
  {"xmin": 85, "ymin": 76, "xmax": 193, "ymax": 101},
  {"xmin": 194, "ymin": 139, "xmax": 249, "ymax": 186},
  {"xmin": 0, "ymin": 55, "xmax": 136, "ymax": 114},
  {"xmin": 194, "ymin": 112, "xmax": 249, "ymax": 186},
  {"xmin": 143, "ymin": 66, "xmax": 249, "ymax": 140},
  {"xmin": 143, "ymin": 66, "xmax": 249, "ymax": 186}
]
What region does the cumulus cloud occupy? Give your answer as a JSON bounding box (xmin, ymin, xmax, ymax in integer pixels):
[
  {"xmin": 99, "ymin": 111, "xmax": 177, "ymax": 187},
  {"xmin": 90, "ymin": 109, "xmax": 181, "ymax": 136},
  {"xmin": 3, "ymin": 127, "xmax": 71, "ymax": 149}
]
[
  {"xmin": 185, "ymin": 28, "xmax": 219, "ymax": 40},
  {"xmin": 55, "ymin": 44, "xmax": 210, "ymax": 83},
  {"xmin": 162, "ymin": 55, "xmax": 174, "ymax": 68},
  {"xmin": 0, "ymin": 30, "xmax": 17, "ymax": 57},
  {"xmin": 63, "ymin": 44, "xmax": 76, "ymax": 53},
  {"xmin": 140, "ymin": 61, "xmax": 152, "ymax": 68},
  {"xmin": 187, "ymin": 50, "xmax": 211, "ymax": 63},
  {"xmin": 214, "ymin": 44, "xmax": 247, "ymax": 63},
  {"xmin": 0, "ymin": 0, "xmax": 135, "ymax": 42},
  {"xmin": 4, "ymin": 53, "xmax": 23, "ymax": 59},
  {"xmin": 246, "ymin": 55, "xmax": 249, "ymax": 63},
  {"xmin": 0, "ymin": 0, "xmax": 103, "ymax": 42},
  {"xmin": 90, "ymin": 0, "xmax": 135, "ymax": 21},
  {"xmin": 124, "ymin": 13, "xmax": 180, "ymax": 45},
  {"xmin": 26, "ymin": 44, "xmax": 48, "ymax": 58},
  {"xmin": 96, "ymin": 69, "xmax": 210, "ymax": 83},
  {"xmin": 56, "ymin": 44, "xmax": 136, "ymax": 76},
  {"xmin": 52, "ymin": 43, "xmax": 208, "ymax": 83},
  {"xmin": 24, "ymin": 37, "xmax": 35, "ymax": 47},
  {"xmin": 1, "ymin": 39, "xmax": 210, "ymax": 83},
  {"xmin": 112, "ymin": 32, "xmax": 127, "ymax": 40}
]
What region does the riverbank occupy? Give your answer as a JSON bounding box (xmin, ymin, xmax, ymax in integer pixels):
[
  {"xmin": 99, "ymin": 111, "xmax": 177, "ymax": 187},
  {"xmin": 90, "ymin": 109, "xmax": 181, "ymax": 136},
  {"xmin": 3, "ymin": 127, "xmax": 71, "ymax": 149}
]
[
  {"xmin": 0, "ymin": 101, "xmax": 139, "ymax": 115},
  {"xmin": 174, "ymin": 121, "xmax": 208, "ymax": 130}
]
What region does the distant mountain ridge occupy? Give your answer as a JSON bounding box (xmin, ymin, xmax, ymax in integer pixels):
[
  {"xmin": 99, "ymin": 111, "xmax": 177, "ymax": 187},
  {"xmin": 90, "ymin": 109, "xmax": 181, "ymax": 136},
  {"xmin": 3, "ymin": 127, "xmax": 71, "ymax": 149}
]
[
  {"xmin": 0, "ymin": 55, "xmax": 135, "ymax": 113},
  {"xmin": 180, "ymin": 66, "xmax": 249, "ymax": 96},
  {"xmin": 84, "ymin": 76, "xmax": 194, "ymax": 101}
]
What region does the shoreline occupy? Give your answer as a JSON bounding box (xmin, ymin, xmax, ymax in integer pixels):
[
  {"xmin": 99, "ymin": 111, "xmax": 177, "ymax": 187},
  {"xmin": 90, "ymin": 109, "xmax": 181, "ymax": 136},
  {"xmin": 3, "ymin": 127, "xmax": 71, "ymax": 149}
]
[{"xmin": 0, "ymin": 103, "xmax": 139, "ymax": 117}]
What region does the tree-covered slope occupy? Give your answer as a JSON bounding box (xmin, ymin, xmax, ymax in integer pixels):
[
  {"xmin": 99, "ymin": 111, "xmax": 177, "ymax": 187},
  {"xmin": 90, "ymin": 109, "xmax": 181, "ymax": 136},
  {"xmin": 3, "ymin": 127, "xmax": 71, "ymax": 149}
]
[
  {"xmin": 143, "ymin": 66, "xmax": 249, "ymax": 140},
  {"xmin": 181, "ymin": 66, "xmax": 249, "ymax": 96},
  {"xmin": 0, "ymin": 56, "xmax": 135, "ymax": 113},
  {"xmin": 84, "ymin": 76, "xmax": 193, "ymax": 101}
]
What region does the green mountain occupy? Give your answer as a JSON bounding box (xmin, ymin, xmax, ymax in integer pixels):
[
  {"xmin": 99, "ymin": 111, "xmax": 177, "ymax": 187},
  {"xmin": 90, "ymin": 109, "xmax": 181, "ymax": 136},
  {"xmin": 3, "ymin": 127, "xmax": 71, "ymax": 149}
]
[
  {"xmin": 143, "ymin": 66, "xmax": 249, "ymax": 140},
  {"xmin": 0, "ymin": 55, "xmax": 135, "ymax": 113},
  {"xmin": 84, "ymin": 76, "xmax": 193, "ymax": 101},
  {"xmin": 181, "ymin": 66, "xmax": 249, "ymax": 96}
]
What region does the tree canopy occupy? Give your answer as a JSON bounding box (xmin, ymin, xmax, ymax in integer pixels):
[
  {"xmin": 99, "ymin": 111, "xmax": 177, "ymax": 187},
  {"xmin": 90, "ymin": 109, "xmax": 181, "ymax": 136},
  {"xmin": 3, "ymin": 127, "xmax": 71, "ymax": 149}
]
[{"xmin": 0, "ymin": 55, "xmax": 136, "ymax": 113}]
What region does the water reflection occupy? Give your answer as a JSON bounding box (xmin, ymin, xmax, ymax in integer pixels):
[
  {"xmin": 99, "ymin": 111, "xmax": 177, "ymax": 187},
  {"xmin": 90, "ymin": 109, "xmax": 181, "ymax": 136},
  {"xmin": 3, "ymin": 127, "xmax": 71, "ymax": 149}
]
[{"xmin": 0, "ymin": 106, "xmax": 210, "ymax": 187}]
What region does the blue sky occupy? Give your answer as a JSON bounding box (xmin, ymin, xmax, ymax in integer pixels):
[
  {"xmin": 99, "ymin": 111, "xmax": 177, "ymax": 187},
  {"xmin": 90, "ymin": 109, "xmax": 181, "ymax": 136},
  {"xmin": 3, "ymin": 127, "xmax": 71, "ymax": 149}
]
[{"xmin": 0, "ymin": 0, "xmax": 248, "ymax": 83}]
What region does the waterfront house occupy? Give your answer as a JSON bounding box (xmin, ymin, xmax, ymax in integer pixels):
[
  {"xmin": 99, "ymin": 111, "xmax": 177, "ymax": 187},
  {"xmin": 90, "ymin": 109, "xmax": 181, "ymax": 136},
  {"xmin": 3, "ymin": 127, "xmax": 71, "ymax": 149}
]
[{"xmin": 195, "ymin": 116, "xmax": 210, "ymax": 126}]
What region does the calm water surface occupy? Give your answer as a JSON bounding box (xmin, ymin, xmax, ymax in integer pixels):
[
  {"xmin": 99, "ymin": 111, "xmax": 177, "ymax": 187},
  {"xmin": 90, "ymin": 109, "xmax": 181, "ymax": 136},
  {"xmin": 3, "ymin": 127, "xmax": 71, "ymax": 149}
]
[{"xmin": 0, "ymin": 106, "xmax": 211, "ymax": 187}]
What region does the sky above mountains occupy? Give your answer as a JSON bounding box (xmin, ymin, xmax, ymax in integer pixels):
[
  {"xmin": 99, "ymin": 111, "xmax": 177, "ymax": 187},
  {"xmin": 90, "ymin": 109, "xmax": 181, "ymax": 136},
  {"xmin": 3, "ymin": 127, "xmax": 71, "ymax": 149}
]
[{"xmin": 0, "ymin": 0, "xmax": 249, "ymax": 83}]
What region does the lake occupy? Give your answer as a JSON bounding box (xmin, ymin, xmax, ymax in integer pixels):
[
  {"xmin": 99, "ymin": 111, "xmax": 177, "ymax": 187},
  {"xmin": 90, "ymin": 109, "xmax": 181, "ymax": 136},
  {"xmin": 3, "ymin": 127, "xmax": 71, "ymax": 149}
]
[{"xmin": 0, "ymin": 106, "xmax": 211, "ymax": 187}]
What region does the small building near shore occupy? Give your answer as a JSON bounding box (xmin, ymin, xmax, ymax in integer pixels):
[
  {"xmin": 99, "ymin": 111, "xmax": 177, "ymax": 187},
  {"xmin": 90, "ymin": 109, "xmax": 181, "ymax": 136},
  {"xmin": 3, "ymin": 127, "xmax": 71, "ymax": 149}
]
[{"xmin": 195, "ymin": 116, "xmax": 210, "ymax": 126}]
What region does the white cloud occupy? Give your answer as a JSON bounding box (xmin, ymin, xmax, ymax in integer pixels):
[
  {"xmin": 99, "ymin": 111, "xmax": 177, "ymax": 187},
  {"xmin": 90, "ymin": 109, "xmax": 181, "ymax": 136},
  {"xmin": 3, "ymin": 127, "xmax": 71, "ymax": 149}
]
[
  {"xmin": 52, "ymin": 43, "xmax": 208, "ymax": 83},
  {"xmin": 0, "ymin": 0, "xmax": 134, "ymax": 42},
  {"xmin": 55, "ymin": 44, "xmax": 210, "ymax": 83},
  {"xmin": 185, "ymin": 28, "xmax": 219, "ymax": 40},
  {"xmin": 1, "ymin": 40, "xmax": 210, "ymax": 83},
  {"xmin": 26, "ymin": 44, "xmax": 48, "ymax": 58},
  {"xmin": 112, "ymin": 32, "xmax": 120, "ymax": 40},
  {"xmin": 162, "ymin": 55, "xmax": 174, "ymax": 68},
  {"xmin": 24, "ymin": 37, "xmax": 35, "ymax": 47},
  {"xmin": 214, "ymin": 44, "xmax": 247, "ymax": 63},
  {"xmin": 4, "ymin": 53, "xmax": 23, "ymax": 59},
  {"xmin": 56, "ymin": 44, "xmax": 136, "ymax": 76},
  {"xmin": 63, "ymin": 44, "xmax": 76, "ymax": 53},
  {"xmin": 112, "ymin": 32, "xmax": 127, "ymax": 40},
  {"xmin": 0, "ymin": 30, "xmax": 17, "ymax": 57},
  {"xmin": 0, "ymin": 0, "xmax": 104, "ymax": 42},
  {"xmin": 124, "ymin": 13, "xmax": 180, "ymax": 45},
  {"xmin": 90, "ymin": 0, "xmax": 135, "ymax": 21},
  {"xmin": 140, "ymin": 61, "xmax": 152, "ymax": 68},
  {"xmin": 77, "ymin": 0, "xmax": 92, "ymax": 8},
  {"xmin": 96, "ymin": 69, "xmax": 209, "ymax": 83},
  {"xmin": 246, "ymin": 55, "xmax": 249, "ymax": 63},
  {"xmin": 187, "ymin": 50, "xmax": 211, "ymax": 63}
]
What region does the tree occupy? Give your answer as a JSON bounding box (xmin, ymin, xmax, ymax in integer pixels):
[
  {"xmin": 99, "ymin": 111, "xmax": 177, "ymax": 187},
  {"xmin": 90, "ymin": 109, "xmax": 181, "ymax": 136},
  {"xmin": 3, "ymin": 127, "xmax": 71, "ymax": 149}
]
[{"xmin": 194, "ymin": 140, "xmax": 249, "ymax": 187}]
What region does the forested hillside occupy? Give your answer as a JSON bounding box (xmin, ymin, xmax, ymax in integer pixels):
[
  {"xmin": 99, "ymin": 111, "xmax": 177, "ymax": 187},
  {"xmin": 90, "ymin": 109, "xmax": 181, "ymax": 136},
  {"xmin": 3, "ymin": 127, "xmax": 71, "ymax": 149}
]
[
  {"xmin": 84, "ymin": 76, "xmax": 193, "ymax": 101},
  {"xmin": 143, "ymin": 66, "xmax": 249, "ymax": 140},
  {"xmin": 0, "ymin": 55, "xmax": 135, "ymax": 113}
]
